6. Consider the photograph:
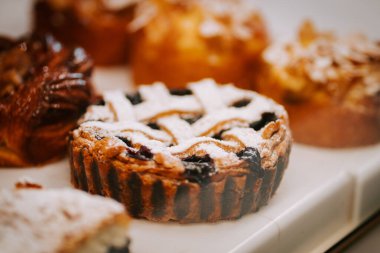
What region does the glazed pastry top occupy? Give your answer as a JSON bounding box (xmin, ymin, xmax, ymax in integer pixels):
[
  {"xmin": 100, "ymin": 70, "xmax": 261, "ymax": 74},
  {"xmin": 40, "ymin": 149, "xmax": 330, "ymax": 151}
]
[{"xmin": 0, "ymin": 35, "xmax": 94, "ymax": 164}]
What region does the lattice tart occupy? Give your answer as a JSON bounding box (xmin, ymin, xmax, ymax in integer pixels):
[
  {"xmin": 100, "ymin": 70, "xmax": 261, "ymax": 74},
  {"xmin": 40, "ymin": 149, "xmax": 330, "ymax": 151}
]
[
  {"xmin": 260, "ymin": 21, "xmax": 380, "ymax": 147},
  {"xmin": 0, "ymin": 34, "xmax": 95, "ymax": 167},
  {"xmin": 0, "ymin": 187, "xmax": 130, "ymax": 253},
  {"xmin": 70, "ymin": 79, "xmax": 291, "ymax": 223},
  {"xmin": 130, "ymin": 0, "xmax": 269, "ymax": 89},
  {"xmin": 34, "ymin": 0, "xmax": 138, "ymax": 65}
]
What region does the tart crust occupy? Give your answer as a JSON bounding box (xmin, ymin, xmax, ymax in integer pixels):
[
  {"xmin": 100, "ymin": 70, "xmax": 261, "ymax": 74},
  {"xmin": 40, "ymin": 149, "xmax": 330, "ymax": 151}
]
[{"xmin": 70, "ymin": 80, "xmax": 292, "ymax": 223}]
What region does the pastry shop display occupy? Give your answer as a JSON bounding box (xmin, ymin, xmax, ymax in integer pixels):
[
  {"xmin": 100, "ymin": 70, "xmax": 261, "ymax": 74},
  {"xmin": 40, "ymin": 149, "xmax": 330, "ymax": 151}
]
[
  {"xmin": 260, "ymin": 21, "xmax": 380, "ymax": 148},
  {"xmin": 70, "ymin": 79, "xmax": 292, "ymax": 223},
  {"xmin": 0, "ymin": 34, "xmax": 95, "ymax": 167},
  {"xmin": 0, "ymin": 187, "xmax": 130, "ymax": 253},
  {"xmin": 33, "ymin": 0, "xmax": 138, "ymax": 65},
  {"xmin": 130, "ymin": 0, "xmax": 269, "ymax": 89}
]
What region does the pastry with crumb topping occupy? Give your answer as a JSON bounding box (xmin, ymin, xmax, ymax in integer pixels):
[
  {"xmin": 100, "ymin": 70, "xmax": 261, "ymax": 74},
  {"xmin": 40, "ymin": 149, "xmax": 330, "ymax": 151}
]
[
  {"xmin": 260, "ymin": 21, "xmax": 380, "ymax": 147},
  {"xmin": 130, "ymin": 0, "xmax": 269, "ymax": 89},
  {"xmin": 0, "ymin": 34, "xmax": 95, "ymax": 167},
  {"xmin": 0, "ymin": 187, "xmax": 130, "ymax": 253},
  {"xmin": 70, "ymin": 79, "xmax": 291, "ymax": 223},
  {"xmin": 33, "ymin": 0, "xmax": 138, "ymax": 65}
]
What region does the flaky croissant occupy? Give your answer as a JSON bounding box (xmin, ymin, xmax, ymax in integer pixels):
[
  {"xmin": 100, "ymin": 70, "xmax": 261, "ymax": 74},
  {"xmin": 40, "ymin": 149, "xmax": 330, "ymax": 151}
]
[{"xmin": 0, "ymin": 34, "xmax": 95, "ymax": 167}]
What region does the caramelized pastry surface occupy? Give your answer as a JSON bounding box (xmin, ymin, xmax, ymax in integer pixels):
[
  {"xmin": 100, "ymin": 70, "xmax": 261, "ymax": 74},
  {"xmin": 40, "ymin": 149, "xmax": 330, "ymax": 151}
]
[{"xmin": 0, "ymin": 34, "xmax": 95, "ymax": 166}]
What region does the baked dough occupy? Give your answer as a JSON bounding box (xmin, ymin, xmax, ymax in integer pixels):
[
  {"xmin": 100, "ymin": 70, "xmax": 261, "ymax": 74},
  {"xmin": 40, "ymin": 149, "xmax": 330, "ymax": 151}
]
[
  {"xmin": 0, "ymin": 34, "xmax": 95, "ymax": 166},
  {"xmin": 70, "ymin": 79, "xmax": 291, "ymax": 222}
]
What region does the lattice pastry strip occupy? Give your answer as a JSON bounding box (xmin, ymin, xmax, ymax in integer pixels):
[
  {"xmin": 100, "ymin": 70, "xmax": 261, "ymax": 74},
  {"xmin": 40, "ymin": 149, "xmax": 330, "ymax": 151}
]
[
  {"xmin": 104, "ymin": 90, "xmax": 136, "ymax": 121},
  {"xmin": 72, "ymin": 79, "xmax": 292, "ymax": 223},
  {"xmin": 134, "ymin": 95, "xmax": 203, "ymax": 122},
  {"xmin": 157, "ymin": 116, "xmax": 194, "ymax": 145},
  {"xmin": 79, "ymin": 79, "xmax": 288, "ymax": 164},
  {"xmin": 189, "ymin": 79, "xmax": 226, "ymax": 113},
  {"xmin": 139, "ymin": 82, "xmax": 172, "ymax": 102}
]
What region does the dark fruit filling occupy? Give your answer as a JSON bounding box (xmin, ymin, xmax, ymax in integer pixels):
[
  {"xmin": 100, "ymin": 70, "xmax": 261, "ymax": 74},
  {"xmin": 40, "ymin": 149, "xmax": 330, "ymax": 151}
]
[
  {"xmin": 182, "ymin": 147, "xmax": 264, "ymax": 184},
  {"xmin": 183, "ymin": 115, "xmax": 202, "ymax": 125},
  {"xmin": 147, "ymin": 122, "xmax": 160, "ymax": 130},
  {"xmin": 117, "ymin": 90, "xmax": 273, "ymax": 182},
  {"xmin": 117, "ymin": 136, "xmax": 132, "ymax": 147},
  {"xmin": 237, "ymin": 147, "xmax": 264, "ymax": 178},
  {"xmin": 183, "ymin": 155, "xmax": 215, "ymax": 184},
  {"xmin": 169, "ymin": 89, "xmax": 193, "ymax": 96},
  {"xmin": 249, "ymin": 112, "xmax": 278, "ymax": 131},
  {"xmin": 94, "ymin": 134, "xmax": 104, "ymax": 141},
  {"xmin": 117, "ymin": 136, "xmax": 154, "ymax": 161},
  {"xmin": 107, "ymin": 239, "xmax": 130, "ymax": 253},
  {"xmin": 96, "ymin": 99, "xmax": 106, "ymax": 106},
  {"xmin": 212, "ymin": 129, "xmax": 228, "ymax": 140},
  {"xmin": 126, "ymin": 145, "xmax": 153, "ymax": 161},
  {"xmin": 126, "ymin": 92, "xmax": 143, "ymax": 105},
  {"xmin": 231, "ymin": 99, "xmax": 251, "ymax": 108}
]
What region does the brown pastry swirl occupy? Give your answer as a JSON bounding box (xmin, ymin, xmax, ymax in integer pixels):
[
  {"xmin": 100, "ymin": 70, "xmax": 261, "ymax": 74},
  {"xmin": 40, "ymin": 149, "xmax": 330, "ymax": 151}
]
[{"xmin": 0, "ymin": 34, "xmax": 95, "ymax": 166}]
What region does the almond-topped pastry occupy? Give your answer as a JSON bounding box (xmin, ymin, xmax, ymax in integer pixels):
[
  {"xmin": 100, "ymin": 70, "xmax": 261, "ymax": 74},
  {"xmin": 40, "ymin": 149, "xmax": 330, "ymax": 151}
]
[
  {"xmin": 260, "ymin": 21, "xmax": 380, "ymax": 147},
  {"xmin": 0, "ymin": 35, "xmax": 95, "ymax": 167},
  {"xmin": 70, "ymin": 79, "xmax": 291, "ymax": 223},
  {"xmin": 34, "ymin": 0, "xmax": 139, "ymax": 65},
  {"xmin": 130, "ymin": 0, "xmax": 269, "ymax": 89},
  {"xmin": 0, "ymin": 187, "xmax": 130, "ymax": 253}
]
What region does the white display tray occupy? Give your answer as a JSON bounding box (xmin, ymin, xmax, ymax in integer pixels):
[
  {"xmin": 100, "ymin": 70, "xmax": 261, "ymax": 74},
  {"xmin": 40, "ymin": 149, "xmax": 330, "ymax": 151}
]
[
  {"xmin": 2, "ymin": 141, "xmax": 380, "ymax": 253},
  {"xmin": 1, "ymin": 66, "xmax": 380, "ymax": 253},
  {"xmin": 1, "ymin": 0, "xmax": 380, "ymax": 252}
]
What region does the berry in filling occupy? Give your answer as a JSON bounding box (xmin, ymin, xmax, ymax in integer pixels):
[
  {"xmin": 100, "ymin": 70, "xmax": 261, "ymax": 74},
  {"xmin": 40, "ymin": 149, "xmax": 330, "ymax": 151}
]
[
  {"xmin": 249, "ymin": 112, "xmax": 278, "ymax": 130},
  {"xmin": 183, "ymin": 155, "xmax": 215, "ymax": 184}
]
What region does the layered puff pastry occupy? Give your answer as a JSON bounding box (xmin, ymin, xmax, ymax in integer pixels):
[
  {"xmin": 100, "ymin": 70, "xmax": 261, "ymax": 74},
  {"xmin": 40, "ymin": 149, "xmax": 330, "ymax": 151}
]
[{"xmin": 0, "ymin": 35, "xmax": 95, "ymax": 167}]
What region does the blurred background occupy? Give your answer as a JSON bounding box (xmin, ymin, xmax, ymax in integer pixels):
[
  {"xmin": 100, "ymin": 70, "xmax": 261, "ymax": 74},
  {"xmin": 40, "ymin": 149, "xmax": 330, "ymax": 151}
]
[{"xmin": 1, "ymin": 0, "xmax": 379, "ymax": 38}]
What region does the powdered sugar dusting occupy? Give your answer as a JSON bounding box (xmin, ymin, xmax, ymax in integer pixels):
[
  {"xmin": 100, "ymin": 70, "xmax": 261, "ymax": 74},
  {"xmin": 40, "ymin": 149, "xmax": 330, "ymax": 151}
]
[
  {"xmin": 264, "ymin": 21, "xmax": 380, "ymax": 96},
  {"xmin": 104, "ymin": 90, "xmax": 136, "ymax": 121},
  {"xmin": 223, "ymin": 128, "xmax": 263, "ymax": 147},
  {"xmin": 157, "ymin": 115, "xmax": 194, "ymax": 144},
  {"xmin": 81, "ymin": 121, "xmax": 172, "ymax": 144},
  {"xmin": 0, "ymin": 188, "xmax": 126, "ymax": 253},
  {"xmin": 77, "ymin": 79, "xmax": 286, "ymax": 170},
  {"xmin": 139, "ymin": 82, "xmax": 171, "ymax": 102},
  {"xmin": 168, "ymin": 136, "xmax": 240, "ymax": 158},
  {"xmin": 80, "ymin": 105, "xmax": 115, "ymax": 124},
  {"xmin": 189, "ymin": 79, "xmax": 226, "ymax": 113}
]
